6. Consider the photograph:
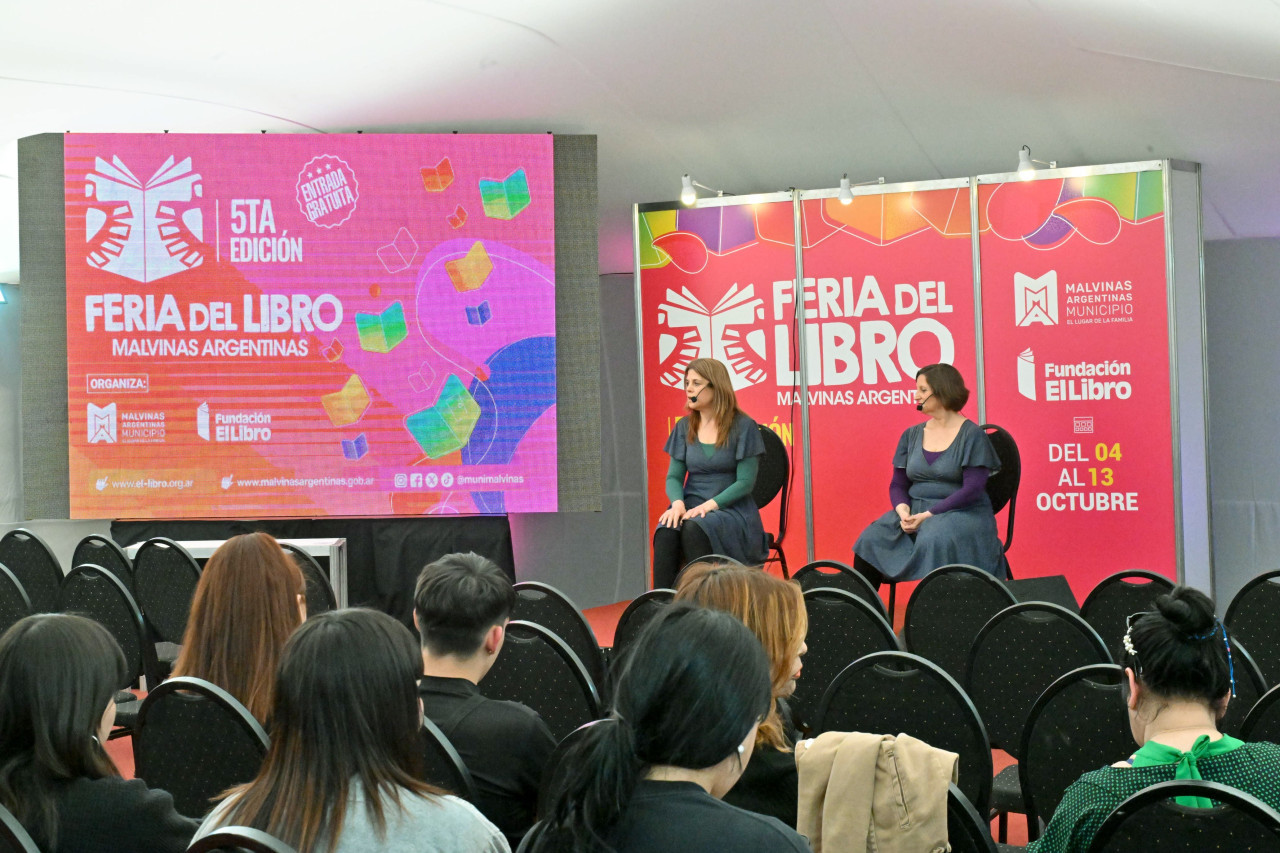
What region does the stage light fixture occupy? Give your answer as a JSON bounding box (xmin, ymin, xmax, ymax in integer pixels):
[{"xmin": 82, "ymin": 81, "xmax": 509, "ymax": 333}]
[
  {"xmin": 680, "ymin": 174, "xmax": 697, "ymax": 206},
  {"xmin": 1017, "ymin": 145, "xmax": 1057, "ymax": 180},
  {"xmin": 838, "ymin": 174, "xmax": 853, "ymax": 205}
]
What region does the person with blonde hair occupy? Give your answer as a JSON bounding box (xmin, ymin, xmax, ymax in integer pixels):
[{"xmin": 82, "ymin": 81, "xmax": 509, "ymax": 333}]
[
  {"xmin": 675, "ymin": 563, "xmax": 808, "ymax": 826},
  {"xmin": 652, "ymin": 358, "xmax": 768, "ymax": 588},
  {"xmin": 170, "ymin": 531, "xmax": 306, "ymax": 722}
]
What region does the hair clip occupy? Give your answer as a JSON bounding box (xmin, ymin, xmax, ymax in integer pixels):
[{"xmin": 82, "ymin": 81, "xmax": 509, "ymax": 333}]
[{"xmin": 1122, "ymin": 629, "xmax": 1137, "ymax": 658}]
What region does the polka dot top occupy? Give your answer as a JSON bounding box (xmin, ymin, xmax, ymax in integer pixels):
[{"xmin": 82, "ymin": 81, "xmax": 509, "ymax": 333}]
[{"xmin": 1027, "ymin": 741, "xmax": 1280, "ymax": 853}]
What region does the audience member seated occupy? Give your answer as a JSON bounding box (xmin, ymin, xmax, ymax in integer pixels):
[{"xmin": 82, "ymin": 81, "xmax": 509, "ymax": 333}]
[
  {"xmin": 0, "ymin": 614, "xmax": 198, "ymax": 852},
  {"xmin": 531, "ymin": 604, "xmax": 811, "ymax": 853},
  {"xmin": 675, "ymin": 562, "xmax": 808, "ymax": 826},
  {"xmin": 170, "ymin": 532, "xmax": 306, "ymax": 722},
  {"xmin": 414, "ymin": 552, "xmax": 556, "ymax": 847},
  {"xmin": 194, "ymin": 608, "xmax": 507, "ymax": 852},
  {"xmin": 1029, "ymin": 585, "xmax": 1280, "ymax": 853}
]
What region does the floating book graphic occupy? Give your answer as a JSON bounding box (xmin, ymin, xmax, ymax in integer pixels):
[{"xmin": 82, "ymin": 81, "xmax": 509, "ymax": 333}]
[
  {"xmin": 421, "ymin": 157, "xmax": 454, "ymax": 192},
  {"xmin": 445, "ymin": 242, "xmax": 493, "ymax": 292},
  {"xmin": 356, "ymin": 302, "xmax": 408, "ymax": 353},
  {"xmin": 479, "ymin": 168, "xmax": 530, "ymax": 220},
  {"xmin": 377, "ymin": 228, "xmax": 418, "ymax": 274},
  {"xmin": 84, "ymin": 155, "xmax": 204, "ymax": 283},
  {"xmin": 322, "ymin": 375, "xmax": 372, "ymax": 427},
  {"xmin": 405, "ymin": 375, "xmax": 481, "ymax": 458},
  {"xmin": 1018, "ymin": 348, "xmax": 1037, "ymax": 400}
]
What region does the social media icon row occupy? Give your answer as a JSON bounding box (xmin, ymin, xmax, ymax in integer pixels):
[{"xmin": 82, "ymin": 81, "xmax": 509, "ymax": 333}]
[{"xmin": 393, "ymin": 472, "xmax": 455, "ymax": 489}]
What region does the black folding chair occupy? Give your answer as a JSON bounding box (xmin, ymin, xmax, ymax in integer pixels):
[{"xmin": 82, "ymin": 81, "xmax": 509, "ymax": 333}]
[
  {"xmin": 133, "ymin": 537, "xmax": 202, "ymax": 644},
  {"xmin": 419, "ymin": 716, "xmax": 477, "ymax": 800},
  {"xmin": 0, "ymin": 564, "xmax": 32, "ymax": 638},
  {"xmin": 1220, "ymin": 638, "xmax": 1269, "ymax": 738},
  {"xmin": 1080, "ymin": 570, "xmax": 1176, "ymax": 661},
  {"xmin": 278, "ymin": 542, "xmax": 336, "ymax": 616},
  {"xmin": 946, "ymin": 783, "xmax": 998, "ymax": 853},
  {"xmin": 815, "ymin": 651, "xmax": 992, "ymax": 814},
  {"xmin": 979, "ymin": 423, "xmax": 1021, "ymax": 570},
  {"xmin": 790, "ymin": 588, "xmax": 899, "ymax": 732},
  {"xmin": 0, "ymin": 529, "xmax": 63, "ymax": 613},
  {"xmin": 611, "ymin": 589, "xmax": 674, "ymax": 664},
  {"xmin": 1226, "ymin": 571, "xmax": 1280, "ymax": 685},
  {"xmin": 967, "ymin": 601, "xmax": 1111, "ymax": 841},
  {"xmin": 538, "ymin": 719, "xmax": 604, "ymax": 818},
  {"xmin": 1243, "ymin": 681, "xmax": 1280, "ymax": 743},
  {"xmin": 514, "ymin": 581, "xmax": 608, "ymax": 703},
  {"xmin": 793, "ymin": 560, "xmax": 886, "ymax": 620},
  {"xmin": 188, "ymin": 827, "xmax": 298, "ymax": 853},
  {"xmin": 0, "ymin": 800, "xmax": 39, "ymax": 853},
  {"xmin": 71, "ymin": 534, "xmax": 135, "ymax": 595},
  {"xmin": 752, "ymin": 424, "xmax": 791, "ymax": 578},
  {"xmin": 59, "ymin": 564, "xmax": 163, "ymax": 735},
  {"xmin": 480, "ymin": 620, "xmax": 601, "ymax": 742},
  {"xmin": 1019, "ymin": 664, "xmax": 1132, "ymax": 841},
  {"xmin": 904, "ymin": 563, "xmax": 1017, "ymax": 687},
  {"xmin": 133, "ymin": 676, "xmax": 269, "ymax": 819},
  {"xmin": 1088, "ymin": 780, "xmax": 1280, "ymax": 852}
]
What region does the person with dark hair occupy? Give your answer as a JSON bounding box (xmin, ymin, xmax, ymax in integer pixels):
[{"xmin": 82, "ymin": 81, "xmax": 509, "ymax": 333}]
[
  {"xmin": 1028, "ymin": 585, "xmax": 1280, "ymax": 853},
  {"xmin": 0, "ymin": 614, "xmax": 198, "ymax": 852},
  {"xmin": 852, "ymin": 363, "xmax": 1004, "ymax": 585},
  {"xmin": 414, "ymin": 552, "xmax": 556, "ymax": 848},
  {"xmin": 531, "ymin": 603, "xmax": 810, "ymax": 853},
  {"xmin": 171, "ymin": 531, "xmax": 306, "ymax": 722},
  {"xmin": 652, "ymin": 357, "xmax": 768, "ymax": 589},
  {"xmin": 194, "ymin": 608, "xmax": 506, "ymax": 853}
]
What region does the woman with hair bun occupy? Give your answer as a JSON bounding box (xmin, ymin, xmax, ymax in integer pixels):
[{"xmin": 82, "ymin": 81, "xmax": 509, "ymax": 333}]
[
  {"xmin": 1029, "ymin": 585, "xmax": 1280, "ymax": 853},
  {"xmin": 674, "ymin": 563, "xmax": 807, "ymax": 826},
  {"xmin": 853, "ymin": 363, "xmax": 1005, "ymax": 585},
  {"xmin": 531, "ymin": 604, "xmax": 810, "ymax": 853}
]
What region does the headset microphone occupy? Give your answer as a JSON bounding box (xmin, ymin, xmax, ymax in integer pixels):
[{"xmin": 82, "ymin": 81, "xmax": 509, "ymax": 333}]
[
  {"xmin": 688, "ymin": 382, "xmax": 713, "ymax": 404},
  {"xmin": 915, "ymin": 393, "xmax": 933, "ymax": 412}
]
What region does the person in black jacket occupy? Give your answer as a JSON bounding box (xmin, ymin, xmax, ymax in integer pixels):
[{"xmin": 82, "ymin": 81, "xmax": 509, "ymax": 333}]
[{"xmin": 0, "ymin": 614, "xmax": 198, "ymax": 852}]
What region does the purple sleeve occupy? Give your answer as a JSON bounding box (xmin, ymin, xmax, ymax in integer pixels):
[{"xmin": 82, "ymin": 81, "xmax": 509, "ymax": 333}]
[
  {"xmin": 928, "ymin": 467, "xmax": 990, "ymax": 515},
  {"xmin": 890, "ymin": 467, "xmax": 911, "ymax": 509}
]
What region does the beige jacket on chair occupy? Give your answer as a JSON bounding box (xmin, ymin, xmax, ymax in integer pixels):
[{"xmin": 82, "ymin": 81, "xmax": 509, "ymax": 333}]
[{"xmin": 796, "ymin": 731, "xmax": 958, "ymax": 853}]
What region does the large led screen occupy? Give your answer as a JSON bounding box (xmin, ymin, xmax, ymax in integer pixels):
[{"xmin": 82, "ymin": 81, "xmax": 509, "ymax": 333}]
[{"xmin": 64, "ymin": 133, "xmax": 557, "ymax": 519}]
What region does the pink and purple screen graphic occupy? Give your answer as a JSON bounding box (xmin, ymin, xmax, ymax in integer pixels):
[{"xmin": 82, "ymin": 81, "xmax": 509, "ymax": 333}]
[{"xmin": 64, "ymin": 133, "xmax": 556, "ymax": 519}]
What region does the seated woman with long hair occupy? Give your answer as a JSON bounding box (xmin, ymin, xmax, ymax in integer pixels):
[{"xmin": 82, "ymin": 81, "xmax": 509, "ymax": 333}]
[
  {"xmin": 194, "ymin": 608, "xmax": 506, "ymax": 852},
  {"xmin": 170, "ymin": 531, "xmax": 305, "ymax": 721},
  {"xmin": 674, "ymin": 563, "xmax": 807, "ymax": 826},
  {"xmin": 0, "ymin": 614, "xmax": 198, "ymax": 852},
  {"xmin": 1029, "ymin": 585, "xmax": 1280, "ymax": 853},
  {"xmin": 532, "ymin": 604, "xmax": 810, "ymax": 853}
]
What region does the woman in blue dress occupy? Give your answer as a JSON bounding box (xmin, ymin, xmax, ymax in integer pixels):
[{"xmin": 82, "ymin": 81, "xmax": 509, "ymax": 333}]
[
  {"xmin": 652, "ymin": 358, "xmax": 767, "ymax": 589},
  {"xmin": 853, "ymin": 363, "xmax": 1005, "ymax": 585}
]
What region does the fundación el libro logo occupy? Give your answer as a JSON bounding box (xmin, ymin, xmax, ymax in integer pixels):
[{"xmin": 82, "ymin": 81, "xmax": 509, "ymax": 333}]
[{"xmin": 196, "ymin": 402, "xmax": 273, "ymax": 443}]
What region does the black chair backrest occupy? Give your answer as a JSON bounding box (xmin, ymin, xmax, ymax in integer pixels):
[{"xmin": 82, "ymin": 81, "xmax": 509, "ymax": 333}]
[
  {"xmin": 513, "ymin": 582, "xmax": 608, "ymax": 702},
  {"xmin": 794, "ymin": 560, "xmax": 886, "ymax": 619},
  {"xmin": 0, "ymin": 800, "xmax": 39, "ymax": 853},
  {"xmin": 538, "ymin": 719, "xmax": 604, "ymax": 819},
  {"xmin": 71, "ymin": 535, "xmax": 134, "ymax": 594},
  {"xmin": 481, "ymin": 620, "xmax": 601, "ymax": 742},
  {"xmin": 791, "ymin": 588, "xmax": 899, "ymax": 729},
  {"xmin": 59, "ymin": 564, "xmax": 163, "ymax": 688},
  {"xmin": 1080, "ymin": 570, "xmax": 1176, "ymax": 660},
  {"xmin": 1226, "ymin": 571, "xmax": 1280, "ymax": 685},
  {"xmin": 1088, "ymin": 780, "xmax": 1280, "ymax": 852},
  {"xmin": 966, "ymin": 601, "xmax": 1111, "ymax": 757},
  {"xmin": 946, "ymin": 783, "xmax": 997, "ymax": 853},
  {"xmin": 1221, "ymin": 639, "xmax": 1270, "ymax": 738},
  {"xmin": 1019, "ymin": 664, "xmax": 1132, "ymax": 840},
  {"xmin": 278, "ymin": 542, "xmax": 336, "ymax": 616},
  {"xmin": 420, "ymin": 716, "xmax": 477, "ymax": 800},
  {"xmin": 611, "ymin": 589, "xmax": 674, "ymax": 662},
  {"xmin": 979, "ymin": 424, "xmax": 1020, "ymax": 551},
  {"xmin": 904, "ymin": 564, "xmax": 1018, "ymax": 686},
  {"xmin": 187, "ymin": 827, "xmax": 299, "ymax": 853},
  {"xmin": 815, "ymin": 651, "xmax": 992, "ymax": 814},
  {"xmin": 0, "ymin": 564, "xmax": 32, "ymax": 638},
  {"xmin": 1243, "ymin": 682, "xmax": 1280, "ymax": 743},
  {"xmin": 752, "ymin": 424, "xmax": 790, "ymax": 544},
  {"xmin": 0, "ymin": 529, "xmax": 63, "ymax": 613},
  {"xmin": 134, "ymin": 676, "xmax": 269, "ymax": 819},
  {"xmin": 133, "ymin": 537, "xmax": 201, "ymax": 643}
]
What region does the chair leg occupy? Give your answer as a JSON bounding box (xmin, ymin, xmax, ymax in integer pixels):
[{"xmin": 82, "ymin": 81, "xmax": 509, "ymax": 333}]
[
  {"xmin": 887, "ymin": 582, "xmax": 897, "ymax": 623},
  {"xmin": 777, "ymin": 547, "xmax": 789, "ymax": 579},
  {"xmin": 998, "ymin": 810, "xmax": 1008, "ymax": 843}
]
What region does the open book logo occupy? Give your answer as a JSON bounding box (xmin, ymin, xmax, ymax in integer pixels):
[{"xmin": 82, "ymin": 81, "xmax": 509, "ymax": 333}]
[
  {"xmin": 1014, "ymin": 271, "xmax": 1058, "ymax": 326},
  {"xmin": 655, "ymin": 284, "xmax": 768, "ymax": 391},
  {"xmin": 1017, "ymin": 349, "xmax": 1037, "ymax": 400},
  {"xmin": 84, "ymin": 155, "xmax": 205, "ymax": 283}
]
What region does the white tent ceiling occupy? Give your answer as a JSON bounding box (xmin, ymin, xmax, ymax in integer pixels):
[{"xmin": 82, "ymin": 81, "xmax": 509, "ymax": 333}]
[{"xmin": 4, "ymin": 0, "xmax": 1280, "ymax": 283}]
